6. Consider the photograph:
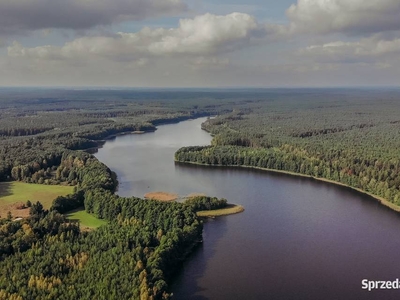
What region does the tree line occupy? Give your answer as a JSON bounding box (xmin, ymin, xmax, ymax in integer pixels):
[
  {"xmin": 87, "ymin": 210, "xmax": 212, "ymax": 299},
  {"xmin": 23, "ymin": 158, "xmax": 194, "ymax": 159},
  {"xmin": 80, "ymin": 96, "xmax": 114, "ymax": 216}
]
[{"xmin": 176, "ymin": 93, "xmax": 400, "ymax": 206}]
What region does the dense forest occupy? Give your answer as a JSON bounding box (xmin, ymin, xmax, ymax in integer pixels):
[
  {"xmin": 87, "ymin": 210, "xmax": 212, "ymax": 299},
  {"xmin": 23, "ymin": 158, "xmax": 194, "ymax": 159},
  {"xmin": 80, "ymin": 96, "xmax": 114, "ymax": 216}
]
[
  {"xmin": 175, "ymin": 88, "xmax": 400, "ymax": 206},
  {"xmin": 0, "ymin": 149, "xmax": 227, "ymax": 299},
  {"xmin": 1, "ymin": 88, "xmax": 400, "ymax": 299},
  {"xmin": 0, "ymin": 88, "xmax": 242, "ymax": 299},
  {"xmin": 0, "ymin": 201, "xmax": 201, "ymax": 299}
]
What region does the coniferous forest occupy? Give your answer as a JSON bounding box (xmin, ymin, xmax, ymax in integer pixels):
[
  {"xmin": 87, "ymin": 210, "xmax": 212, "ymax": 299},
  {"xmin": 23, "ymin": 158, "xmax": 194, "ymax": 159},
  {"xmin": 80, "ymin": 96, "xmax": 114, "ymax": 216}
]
[
  {"xmin": 1, "ymin": 88, "xmax": 400, "ymax": 299},
  {"xmin": 175, "ymin": 89, "xmax": 400, "ymax": 206}
]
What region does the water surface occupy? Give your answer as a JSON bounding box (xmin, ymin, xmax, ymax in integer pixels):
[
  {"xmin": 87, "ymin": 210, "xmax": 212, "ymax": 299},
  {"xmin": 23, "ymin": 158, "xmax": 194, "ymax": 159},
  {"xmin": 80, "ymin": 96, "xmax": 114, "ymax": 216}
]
[{"xmin": 95, "ymin": 118, "xmax": 400, "ymax": 300}]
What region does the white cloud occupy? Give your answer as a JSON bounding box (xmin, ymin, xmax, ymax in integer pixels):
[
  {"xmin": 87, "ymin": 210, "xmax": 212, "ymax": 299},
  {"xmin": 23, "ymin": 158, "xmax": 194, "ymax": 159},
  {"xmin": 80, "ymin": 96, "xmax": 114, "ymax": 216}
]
[
  {"xmin": 287, "ymin": 0, "xmax": 400, "ymax": 35},
  {"xmin": 3, "ymin": 2, "xmax": 400, "ymax": 87},
  {"xmin": 299, "ymin": 37, "xmax": 400, "ymax": 64},
  {"xmin": 0, "ymin": 0, "xmax": 186, "ymax": 35},
  {"xmin": 8, "ymin": 13, "xmax": 279, "ymax": 61}
]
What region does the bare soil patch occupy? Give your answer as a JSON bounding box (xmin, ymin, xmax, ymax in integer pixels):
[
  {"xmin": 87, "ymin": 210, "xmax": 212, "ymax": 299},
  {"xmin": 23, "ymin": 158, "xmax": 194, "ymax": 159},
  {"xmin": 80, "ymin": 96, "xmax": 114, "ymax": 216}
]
[{"xmin": 0, "ymin": 202, "xmax": 30, "ymax": 219}]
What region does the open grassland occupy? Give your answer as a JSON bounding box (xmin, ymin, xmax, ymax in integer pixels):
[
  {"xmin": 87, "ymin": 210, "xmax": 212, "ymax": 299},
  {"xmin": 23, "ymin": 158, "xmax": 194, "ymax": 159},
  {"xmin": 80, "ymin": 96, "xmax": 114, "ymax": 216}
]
[
  {"xmin": 196, "ymin": 204, "xmax": 245, "ymax": 217},
  {"xmin": 65, "ymin": 208, "xmax": 107, "ymax": 229},
  {"xmin": 0, "ymin": 182, "xmax": 74, "ymax": 208},
  {"xmin": 0, "ymin": 182, "xmax": 74, "ymax": 218}
]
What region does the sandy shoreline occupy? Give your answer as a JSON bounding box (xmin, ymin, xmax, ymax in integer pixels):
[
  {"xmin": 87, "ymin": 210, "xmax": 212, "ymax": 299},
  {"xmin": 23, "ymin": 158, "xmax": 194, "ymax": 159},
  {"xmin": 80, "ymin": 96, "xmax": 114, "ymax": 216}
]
[
  {"xmin": 196, "ymin": 204, "xmax": 245, "ymax": 217},
  {"xmin": 144, "ymin": 191, "xmax": 178, "ymax": 202}
]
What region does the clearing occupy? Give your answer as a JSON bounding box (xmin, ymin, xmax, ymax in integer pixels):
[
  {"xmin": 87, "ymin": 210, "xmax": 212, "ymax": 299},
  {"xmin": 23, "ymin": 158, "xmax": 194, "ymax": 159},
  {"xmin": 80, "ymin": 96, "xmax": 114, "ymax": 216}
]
[
  {"xmin": 0, "ymin": 181, "xmax": 74, "ymax": 218},
  {"xmin": 65, "ymin": 208, "xmax": 107, "ymax": 229}
]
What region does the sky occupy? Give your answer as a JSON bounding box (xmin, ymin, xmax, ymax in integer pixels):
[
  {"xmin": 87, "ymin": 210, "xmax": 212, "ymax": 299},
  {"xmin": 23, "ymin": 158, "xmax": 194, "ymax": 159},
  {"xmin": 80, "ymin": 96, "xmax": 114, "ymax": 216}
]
[{"xmin": 0, "ymin": 0, "xmax": 399, "ymax": 87}]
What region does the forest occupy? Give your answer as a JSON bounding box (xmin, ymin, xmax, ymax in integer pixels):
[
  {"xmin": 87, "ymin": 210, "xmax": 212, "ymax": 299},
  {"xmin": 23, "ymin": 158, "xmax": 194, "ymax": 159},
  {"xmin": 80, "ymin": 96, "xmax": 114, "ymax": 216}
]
[
  {"xmin": 1, "ymin": 87, "xmax": 400, "ymax": 299},
  {"xmin": 0, "ymin": 88, "xmax": 242, "ymax": 299},
  {"xmin": 0, "ymin": 147, "xmax": 226, "ymax": 299},
  {"xmin": 175, "ymin": 88, "xmax": 400, "ymax": 206}
]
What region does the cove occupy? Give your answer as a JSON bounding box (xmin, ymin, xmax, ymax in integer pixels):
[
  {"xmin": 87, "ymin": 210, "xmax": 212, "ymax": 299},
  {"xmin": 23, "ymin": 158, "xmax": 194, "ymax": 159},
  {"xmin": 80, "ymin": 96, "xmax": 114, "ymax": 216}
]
[{"xmin": 94, "ymin": 117, "xmax": 400, "ymax": 300}]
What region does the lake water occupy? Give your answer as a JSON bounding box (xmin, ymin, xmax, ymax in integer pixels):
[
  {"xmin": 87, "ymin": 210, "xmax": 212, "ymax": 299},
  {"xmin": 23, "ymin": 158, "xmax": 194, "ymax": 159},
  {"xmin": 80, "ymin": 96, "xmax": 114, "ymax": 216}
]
[{"xmin": 95, "ymin": 118, "xmax": 400, "ymax": 300}]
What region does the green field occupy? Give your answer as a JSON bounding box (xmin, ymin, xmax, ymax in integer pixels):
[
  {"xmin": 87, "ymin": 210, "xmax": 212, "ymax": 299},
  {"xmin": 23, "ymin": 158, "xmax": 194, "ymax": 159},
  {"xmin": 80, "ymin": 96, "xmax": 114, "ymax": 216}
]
[
  {"xmin": 0, "ymin": 181, "xmax": 74, "ymax": 209},
  {"xmin": 66, "ymin": 209, "xmax": 107, "ymax": 228}
]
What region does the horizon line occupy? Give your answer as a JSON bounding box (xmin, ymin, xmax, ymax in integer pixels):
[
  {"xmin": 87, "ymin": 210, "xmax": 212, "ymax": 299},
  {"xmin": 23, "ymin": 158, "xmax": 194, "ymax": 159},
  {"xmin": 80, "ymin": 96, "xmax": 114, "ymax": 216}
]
[{"xmin": 0, "ymin": 86, "xmax": 399, "ymax": 90}]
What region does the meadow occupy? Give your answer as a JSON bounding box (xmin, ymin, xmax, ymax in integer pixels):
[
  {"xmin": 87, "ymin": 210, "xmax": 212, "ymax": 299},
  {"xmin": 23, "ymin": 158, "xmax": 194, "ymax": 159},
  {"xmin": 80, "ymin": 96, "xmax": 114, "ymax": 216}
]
[
  {"xmin": 65, "ymin": 208, "xmax": 107, "ymax": 229},
  {"xmin": 0, "ymin": 182, "xmax": 73, "ymax": 218}
]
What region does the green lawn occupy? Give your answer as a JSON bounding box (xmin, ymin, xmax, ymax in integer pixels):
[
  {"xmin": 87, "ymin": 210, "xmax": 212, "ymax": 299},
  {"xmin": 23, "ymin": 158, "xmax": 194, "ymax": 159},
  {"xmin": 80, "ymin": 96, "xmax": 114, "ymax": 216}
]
[
  {"xmin": 0, "ymin": 181, "xmax": 74, "ymax": 209},
  {"xmin": 66, "ymin": 208, "xmax": 107, "ymax": 228}
]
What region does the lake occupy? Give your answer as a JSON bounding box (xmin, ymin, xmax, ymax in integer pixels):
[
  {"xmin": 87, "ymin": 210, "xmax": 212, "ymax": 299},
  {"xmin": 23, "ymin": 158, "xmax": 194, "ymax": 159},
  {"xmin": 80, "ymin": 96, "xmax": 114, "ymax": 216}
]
[{"xmin": 95, "ymin": 117, "xmax": 400, "ymax": 300}]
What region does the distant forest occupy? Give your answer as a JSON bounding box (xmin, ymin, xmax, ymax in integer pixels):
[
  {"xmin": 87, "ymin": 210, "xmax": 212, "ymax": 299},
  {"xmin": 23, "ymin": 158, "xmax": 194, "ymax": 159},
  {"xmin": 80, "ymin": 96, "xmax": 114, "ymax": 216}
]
[
  {"xmin": 176, "ymin": 88, "xmax": 400, "ymax": 205},
  {"xmin": 1, "ymin": 88, "xmax": 400, "ymax": 299}
]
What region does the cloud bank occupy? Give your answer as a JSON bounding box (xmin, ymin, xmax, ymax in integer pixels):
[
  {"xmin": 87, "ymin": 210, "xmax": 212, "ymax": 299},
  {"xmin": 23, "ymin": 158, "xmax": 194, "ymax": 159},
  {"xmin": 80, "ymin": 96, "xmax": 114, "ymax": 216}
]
[
  {"xmin": 2, "ymin": 0, "xmax": 400, "ymax": 87},
  {"xmin": 8, "ymin": 13, "xmax": 279, "ymax": 61},
  {"xmin": 287, "ymin": 0, "xmax": 400, "ymax": 35},
  {"xmin": 0, "ymin": 0, "xmax": 186, "ymax": 35},
  {"xmin": 300, "ymin": 37, "xmax": 400, "ymax": 65}
]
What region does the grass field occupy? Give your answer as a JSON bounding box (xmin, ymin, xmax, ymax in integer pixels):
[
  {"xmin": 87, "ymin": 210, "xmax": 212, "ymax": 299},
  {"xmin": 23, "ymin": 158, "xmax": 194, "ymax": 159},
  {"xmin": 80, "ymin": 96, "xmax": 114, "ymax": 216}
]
[
  {"xmin": 0, "ymin": 182, "xmax": 74, "ymax": 218},
  {"xmin": 66, "ymin": 208, "xmax": 107, "ymax": 229},
  {"xmin": 0, "ymin": 181, "xmax": 74, "ymax": 208}
]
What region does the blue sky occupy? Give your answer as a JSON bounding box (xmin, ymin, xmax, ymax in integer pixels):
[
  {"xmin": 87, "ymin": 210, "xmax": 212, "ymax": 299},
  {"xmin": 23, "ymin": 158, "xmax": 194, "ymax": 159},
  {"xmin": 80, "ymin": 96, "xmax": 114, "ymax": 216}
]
[{"xmin": 0, "ymin": 0, "xmax": 399, "ymax": 87}]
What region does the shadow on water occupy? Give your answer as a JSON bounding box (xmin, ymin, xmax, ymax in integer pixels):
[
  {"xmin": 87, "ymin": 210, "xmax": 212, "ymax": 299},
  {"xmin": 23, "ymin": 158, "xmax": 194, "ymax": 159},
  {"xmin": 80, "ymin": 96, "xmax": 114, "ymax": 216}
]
[
  {"xmin": 169, "ymin": 217, "xmax": 229, "ymax": 300},
  {"xmin": 169, "ymin": 243, "xmax": 209, "ymax": 300},
  {"xmin": 176, "ymin": 162, "xmax": 400, "ymax": 218},
  {"xmin": 0, "ymin": 182, "xmax": 13, "ymax": 199},
  {"xmin": 310, "ymin": 177, "xmax": 400, "ymax": 219}
]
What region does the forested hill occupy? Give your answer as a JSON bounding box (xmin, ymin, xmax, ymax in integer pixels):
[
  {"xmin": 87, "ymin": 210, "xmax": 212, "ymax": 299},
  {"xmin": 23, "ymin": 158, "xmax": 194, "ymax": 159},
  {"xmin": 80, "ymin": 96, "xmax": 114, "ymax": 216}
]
[{"xmin": 176, "ymin": 89, "xmax": 400, "ymax": 207}]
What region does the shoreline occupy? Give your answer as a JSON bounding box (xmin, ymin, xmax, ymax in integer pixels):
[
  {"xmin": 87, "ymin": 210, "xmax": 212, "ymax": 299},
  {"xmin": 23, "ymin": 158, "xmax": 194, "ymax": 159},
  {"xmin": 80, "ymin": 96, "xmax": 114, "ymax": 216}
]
[
  {"xmin": 196, "ymin": 204, "xmax": 245, "ymax": 218},
  {"xmin": 83, "ymin": 115, "xmax": 212, "ymax": 153},
  {"xmin": 93, "ymin": 128, "xmax": 156, "ymax": 148},
  {"xmin": 100, "ymin": 128, "xmax": 156, "ymax": 141},
  {"xmin": 175, "ymin": 160, "xmax": 400, "ymax": 213},
  {"xmin": 99, "ymin": 114, "xmax": 211, "ymax": 142},
  {"xmin": 144, "ymin": 191, "xmax": 178, "ymax": 202}
]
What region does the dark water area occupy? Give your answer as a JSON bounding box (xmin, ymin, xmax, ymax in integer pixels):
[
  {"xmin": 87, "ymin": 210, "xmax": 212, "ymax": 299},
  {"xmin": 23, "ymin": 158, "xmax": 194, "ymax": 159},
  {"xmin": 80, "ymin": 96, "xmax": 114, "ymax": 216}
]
[{"xmin": 95, "ymin": 118, "xmax": 400, "ymax": 300}]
